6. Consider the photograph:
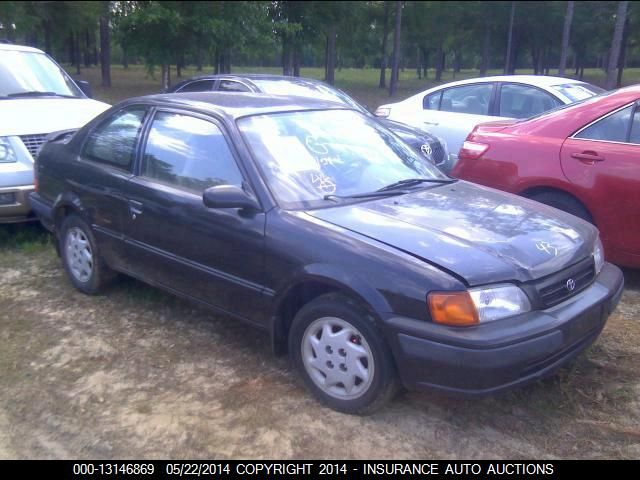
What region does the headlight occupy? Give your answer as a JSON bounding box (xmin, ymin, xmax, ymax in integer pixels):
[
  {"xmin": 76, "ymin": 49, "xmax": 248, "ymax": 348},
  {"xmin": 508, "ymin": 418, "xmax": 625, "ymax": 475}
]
[
  {"xmin": 593, "ymin": 237, "xmax": 604, "ymax": 275},
  {"xmin": 0, "ymin": 137, "xmax": 17, "ymax": 163},
  {"xmin": 374, "ymin": 107, "xmax": 390, "ymax": 117},
  {"xmin": 428, "ymin": 284, "xmax": 531, "ymax": 326}
]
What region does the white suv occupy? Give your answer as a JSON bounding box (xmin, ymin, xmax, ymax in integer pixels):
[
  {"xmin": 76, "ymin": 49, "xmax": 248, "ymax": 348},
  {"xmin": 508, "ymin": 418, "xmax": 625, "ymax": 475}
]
[{"xmin": 0, "ymin": 43, "xmax": 109, "ymax": 222}]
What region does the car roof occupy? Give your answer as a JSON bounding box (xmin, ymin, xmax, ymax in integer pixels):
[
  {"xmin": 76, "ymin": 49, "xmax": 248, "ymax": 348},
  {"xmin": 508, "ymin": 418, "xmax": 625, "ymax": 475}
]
[
  {"xmin": 176, "ymin": 73, "xmax": 325, "ymax": 83},
  {"xmin": 121, "ymin": 92, "xmax": 348, "ymax": 120},
  {"xmin": 0, "ymin": 43, "xmax": 45, "ymax": 54},
  {"xmin": 426, "ymin": 75, "xmax": 587, "ymax": 89}
]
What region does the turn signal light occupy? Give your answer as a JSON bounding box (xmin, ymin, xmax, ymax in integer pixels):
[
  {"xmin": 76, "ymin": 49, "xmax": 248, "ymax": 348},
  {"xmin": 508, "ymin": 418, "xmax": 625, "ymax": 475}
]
[
  {"xmin": 458, "ymin": 141, "xmax": 489, "ymax": 161},
  {"xmin": 427, "ymin": 291, "xmax": 479, "ymax": 326}
]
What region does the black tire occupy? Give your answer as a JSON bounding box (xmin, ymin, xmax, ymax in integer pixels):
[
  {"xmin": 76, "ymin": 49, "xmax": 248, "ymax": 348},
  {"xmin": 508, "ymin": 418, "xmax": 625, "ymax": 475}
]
[
  {"xmin": 527, "ymin": 191, "xmax": 594, "ymax": 224},
  {"xmin": 58, "ymin": 214, "xmax": 115, "ymax": 294},
  {"xmin": 288, "ymin": 293, "xmax": 399, "ymax": 415}
]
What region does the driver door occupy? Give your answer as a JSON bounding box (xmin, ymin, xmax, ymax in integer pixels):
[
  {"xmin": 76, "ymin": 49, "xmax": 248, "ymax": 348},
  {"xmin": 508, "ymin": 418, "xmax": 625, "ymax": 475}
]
[{"xmin": 123, "ymin": 109, "xmax": 267, "ymax": 322}]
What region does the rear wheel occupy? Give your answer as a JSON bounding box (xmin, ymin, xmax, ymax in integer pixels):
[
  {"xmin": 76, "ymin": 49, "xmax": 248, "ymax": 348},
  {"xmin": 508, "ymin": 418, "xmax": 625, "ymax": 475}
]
[
  {"xmin": 526, "ymin": 191, "xmax": 594, "ymax": 224},
  {"xmin": 59, "ymin": 214, "xmax": 115, "ymax": 294},
  {"xmin": 288, "ymin": 293, "xmax": 399, "ymax": 415}
]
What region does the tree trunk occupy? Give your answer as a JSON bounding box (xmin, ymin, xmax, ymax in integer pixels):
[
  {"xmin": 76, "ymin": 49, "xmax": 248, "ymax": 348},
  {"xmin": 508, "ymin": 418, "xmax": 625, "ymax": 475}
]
[
  {"xmin": 504, "ymin": 1, "xmax": 516, "ymax": 75},
  {"xmin": 389, "ymin": 1, "xmax": 402, "ymax": 96},
  {"xmin": 558, "ymin": 1, "xmax": 574, "ymax": 76},
  {"xmin": 532, "ymin": 47, "xmax": 539, "ymax": 75},
  {"xmin": 326, "ymin": 25, "xmax": 337, "ymax": 85},
  {"xmin": 379, "ymin": 1, "xmax": 390, "ymax": 89},
  {"xmin": 100, "ymin": 4, "xmax": 111, "ymax": 88},
  {"xmin": 68, "ymin": 31, "xmax": 75, "ymax": 64},
  {"xmin": 435, "ymin": 44, "xmax": 443, "ymax": 81},
  {"xmin": 616, "ymin": 15, "xmax": 629, "ymax": 87},
  {"xmin": 214, "ymin": 49, "xmax": 220, "ymax": 74},
  {"xmin": 75, "ymin": 31, "xmax": 81, "ymax": 75},
  {"xmin": 84, "ymin": 29, "xmax": 91, "ymax": 67},
  {"xmin": 196, "ymin": 46, "xmax": 203, "ymax": 71},
  {"xmin": 422, "ymin": 47, "xmax": 428, "ymax": 78},
  {"xmin": 480, "ymin": 18, "xmax": 491, "ymax": 76},
  {"xmin": 606, "ymin": 1, "xmax": 628, "ymax": 89},
  {"xmin": 293, "ymin": 43, "xmax": 301, "ymax": 77},
  {"xmin": 282, "ymin": 35, "xmax": 292, "ymax": 76},
  {"xmin": 43, "ymin": 19, "xmax": 52, "ymax": 55},
  {"xmin": 416, "ymin": 46, "xmax": 422, "ymax": 79},
  {"xmin": 161, "ymin": 64, "xmax": 170, "ymax": 90}
]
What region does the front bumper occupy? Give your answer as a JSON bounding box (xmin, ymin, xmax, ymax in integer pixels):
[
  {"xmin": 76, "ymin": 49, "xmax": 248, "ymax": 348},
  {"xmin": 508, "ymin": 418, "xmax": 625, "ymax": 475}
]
[
  {"xmin": 0, "ymin": 185, "xmax": 36, "ymax": 223},
  {"xmin": 384, "ymin": 262, "xmax": 624, "ymax": 394}
]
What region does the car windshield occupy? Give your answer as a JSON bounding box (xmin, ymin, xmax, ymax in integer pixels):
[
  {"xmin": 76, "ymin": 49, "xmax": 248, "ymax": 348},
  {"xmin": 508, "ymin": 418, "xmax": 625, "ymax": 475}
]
[
  {"xmin": 551, "ymin": 83, "xmax": 605, "ymax": 102},
  {"xmin": 0, "ymin": 49, "xmax": 83, "ymax": 98},
  {"xmin": 238, "ymin": 109, "xmax": 449, "ymax": 210},
  {"xmin": 252, "ymin": 79, "xmax": 368, "ymax": 114}
]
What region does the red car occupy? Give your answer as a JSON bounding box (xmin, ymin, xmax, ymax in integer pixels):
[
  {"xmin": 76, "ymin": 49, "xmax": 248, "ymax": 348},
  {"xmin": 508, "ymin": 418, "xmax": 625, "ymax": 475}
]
[{"xmin": 452, "ymin": 85, "xmax": 640, "ymax": 268}]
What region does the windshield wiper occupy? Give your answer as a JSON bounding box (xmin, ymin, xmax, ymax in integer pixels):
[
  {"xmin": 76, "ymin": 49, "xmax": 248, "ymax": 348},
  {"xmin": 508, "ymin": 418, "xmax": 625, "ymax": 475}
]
[
  {"xmin": 376, "ymin": 177, "xmax": 457, "ymax": 192},
  {"xmin": 6, "ymin": 91, "xmax": 75, "ymax": 98},
  {"xmin": 323, "ymin": 190, "xmax": 407, "ymax": 202}
]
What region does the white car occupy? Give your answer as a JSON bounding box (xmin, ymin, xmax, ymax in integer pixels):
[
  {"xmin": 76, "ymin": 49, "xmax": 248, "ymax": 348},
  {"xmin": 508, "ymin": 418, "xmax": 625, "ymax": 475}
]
[
  {"xmin": 375, "ymin": 75, "xmax": 604, "ymax": 172},
  {"xmin": 0, "ymin": 43, "xmax": 110, "ymax": 222}
]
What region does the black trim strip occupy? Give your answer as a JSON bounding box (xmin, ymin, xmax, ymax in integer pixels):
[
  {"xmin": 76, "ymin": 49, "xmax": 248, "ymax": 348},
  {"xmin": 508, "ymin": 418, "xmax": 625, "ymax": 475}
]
[{"xmin": 124, "ymin": 237, "xmax": 275, "ymax": 296}]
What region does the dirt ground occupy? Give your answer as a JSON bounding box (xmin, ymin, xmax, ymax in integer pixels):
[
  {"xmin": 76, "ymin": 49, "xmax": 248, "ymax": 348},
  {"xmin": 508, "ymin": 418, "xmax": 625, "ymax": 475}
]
[{"xmin": 1, "ymin": 240, "xmax": 639, "ymax": 460}]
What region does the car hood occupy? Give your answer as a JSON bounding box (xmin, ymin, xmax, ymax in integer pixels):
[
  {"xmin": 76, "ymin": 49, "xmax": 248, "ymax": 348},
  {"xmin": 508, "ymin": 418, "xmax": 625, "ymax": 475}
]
[
  {"xmin": 0, "ymin": 98, "xmax": 110, "ymax": 136},
  {"xmin": 305, "ymin": 181, "xmax": 596, "ymax": 285}
]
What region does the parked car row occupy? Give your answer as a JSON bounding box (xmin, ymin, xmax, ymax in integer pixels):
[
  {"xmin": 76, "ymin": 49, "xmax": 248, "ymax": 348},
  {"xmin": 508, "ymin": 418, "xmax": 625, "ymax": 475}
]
[{"xmin": 1, "ymin": 43, "xmax": 627, "ymax": 414}]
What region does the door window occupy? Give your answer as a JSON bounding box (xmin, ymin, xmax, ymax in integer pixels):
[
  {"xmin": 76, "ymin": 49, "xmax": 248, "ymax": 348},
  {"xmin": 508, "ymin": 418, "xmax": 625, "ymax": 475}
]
[
  {"xmin": 83, "ymin": 108, "xmax": 146, "ymax": 169},
  {"xmin": 575, "ymin": 105, "xmax": 633, "ymax": 143},
  {"xmin": 218, "ymin": 80, "xmax": 251, "ymax": 92},
  {"xmin": 440, "ymin": 84, "xmax": 492, "ymax": 115},
  {"xmin": 142, "ymin": 112, "xmax": 244, "ymax": 193},
  {"xmin": 176, "ymin": 80, "xmax": 215, "ymax": 93},
  {"xmin": 423, "ymin": 91, "xmax": 442, "ymax": 110},
  {"xmin": 499, "ymin": 84, "xmax": 561, "ymax": 118},
  {"xmin": 629, "ymin": 108, "xmax": 640, "ymax": 144}
]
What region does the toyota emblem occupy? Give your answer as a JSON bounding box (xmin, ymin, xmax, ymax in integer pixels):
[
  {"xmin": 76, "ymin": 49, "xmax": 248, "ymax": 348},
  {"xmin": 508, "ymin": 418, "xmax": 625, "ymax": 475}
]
[
  {"xmin": 566, "ymin": 278, "xmax": 576, "ymax": 291},
  {"xmin": 420, "ymin": 144, "xmax": 432, "ymax": 156}
]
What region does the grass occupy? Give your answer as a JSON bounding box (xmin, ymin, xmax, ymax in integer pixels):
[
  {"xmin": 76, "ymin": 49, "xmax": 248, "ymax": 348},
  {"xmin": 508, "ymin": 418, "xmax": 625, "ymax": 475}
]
[
  {"xmin": 0, "ymin": 223, "xmax": 52, "ymax": 253},
  {"xmin": 71, "ymin": 63, "xmax": 640, "ymax": 110}
]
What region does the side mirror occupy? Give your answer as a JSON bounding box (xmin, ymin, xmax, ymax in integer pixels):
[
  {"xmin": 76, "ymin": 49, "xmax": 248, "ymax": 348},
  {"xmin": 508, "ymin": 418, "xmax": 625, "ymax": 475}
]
[
  {"xmin": 202, "ymin": 184, "xmax": 260, "ymax": 211},
  {"xmin": 75, "ymin": 80, "xmax": 93, "ymax": 98}
]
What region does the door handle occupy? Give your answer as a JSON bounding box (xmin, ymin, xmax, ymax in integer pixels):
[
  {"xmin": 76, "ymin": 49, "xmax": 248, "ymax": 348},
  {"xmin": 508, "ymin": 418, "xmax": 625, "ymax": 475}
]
[
  {"xmin": 571, "ymin": 151, "xmax": 605, "ymax": 163},
  {"xmin": 424, "ymin": 121, "xmax": 439, "ymax": 126},
  {"xmin": 128, "ymin": 200, "xmax": 143, "ymax": 218}
]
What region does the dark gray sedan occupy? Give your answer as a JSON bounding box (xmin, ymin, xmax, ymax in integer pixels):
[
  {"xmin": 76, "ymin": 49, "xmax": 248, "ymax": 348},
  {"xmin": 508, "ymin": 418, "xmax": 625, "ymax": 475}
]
[{"xmin": 30, "ymin": 93, "xmax": 623, "ymax": 414}]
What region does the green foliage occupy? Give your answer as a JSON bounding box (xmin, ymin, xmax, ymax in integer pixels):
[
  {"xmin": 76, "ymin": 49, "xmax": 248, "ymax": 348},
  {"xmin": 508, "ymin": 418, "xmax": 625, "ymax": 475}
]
[{"xmin": 2, "ymin": 1, "xmax": 639, "ymax": 87}]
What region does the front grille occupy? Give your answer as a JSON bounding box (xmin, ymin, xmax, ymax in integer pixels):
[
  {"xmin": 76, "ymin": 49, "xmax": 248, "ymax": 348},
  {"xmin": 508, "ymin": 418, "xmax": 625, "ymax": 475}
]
[
  {"xmin": 532, "ymin": 257, "xmax": 596, "ymax": 308},
  {"xmin": 19, "ymin": 134, "xmax": 47, "ymax": 159},
  {"xmin": 431, "ymin": 140, "xmax": 445, "ymax": 165}
]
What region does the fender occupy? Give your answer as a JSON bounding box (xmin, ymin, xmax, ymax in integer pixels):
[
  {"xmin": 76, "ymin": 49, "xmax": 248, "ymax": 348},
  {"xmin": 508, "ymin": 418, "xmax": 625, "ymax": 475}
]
[
  {"xmin": 268, "ymin": 263, "xmax": 393, "ymax": 355},
  {"xmin": 52, "ymin": 190, "xmax": 88, "ymax": 228}
]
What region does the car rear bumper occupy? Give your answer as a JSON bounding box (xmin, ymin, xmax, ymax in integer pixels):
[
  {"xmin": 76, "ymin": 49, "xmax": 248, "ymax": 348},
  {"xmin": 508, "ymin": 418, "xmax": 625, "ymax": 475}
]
[
  {"xmin": 28, "ymin": 192, "xmax": 55, "ymax": 231},
  {"xmin": 0, "ymin": 185, "xmax": 36, "ymax": 223},
  {"xmin": 383, "ymin": 262, "xmax": 624, "ymax": 395}
]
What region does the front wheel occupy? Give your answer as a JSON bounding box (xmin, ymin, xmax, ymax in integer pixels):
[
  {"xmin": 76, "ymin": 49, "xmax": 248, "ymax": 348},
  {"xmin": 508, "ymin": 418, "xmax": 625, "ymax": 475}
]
[{"xmin": 288, "ymin": 293, "xmax": 399, "ymax": 415}]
